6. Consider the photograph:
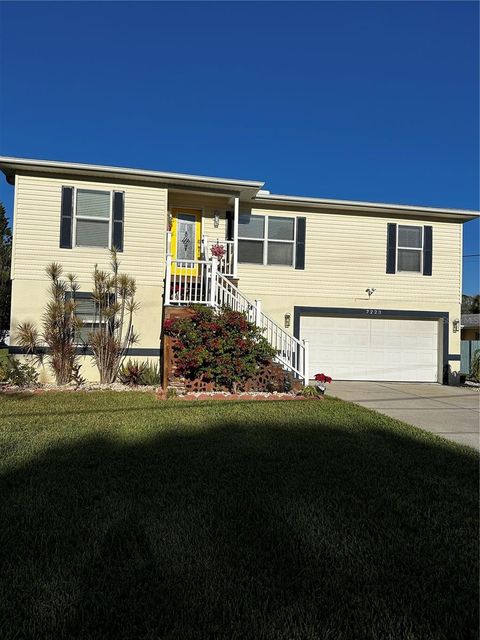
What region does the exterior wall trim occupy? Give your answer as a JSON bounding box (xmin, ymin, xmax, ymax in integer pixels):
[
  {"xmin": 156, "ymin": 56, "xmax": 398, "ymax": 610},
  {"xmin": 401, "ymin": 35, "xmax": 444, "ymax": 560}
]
[
  {"xmin": 9, "ymin": 346, "xmax": 161, "ymax": 357},
  {"xmin": 293, "ymin": 306, "xmax": 452, "ymax": 385}
]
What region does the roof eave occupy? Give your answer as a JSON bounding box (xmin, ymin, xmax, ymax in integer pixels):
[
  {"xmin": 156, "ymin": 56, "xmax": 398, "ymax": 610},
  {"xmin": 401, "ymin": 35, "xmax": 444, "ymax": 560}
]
[
  {"xmin": 252, "ymin": 194, "xmax": 480, "ymax": 221},
  {"xmin": 0, "ymin": 156, "xmax": 264, "ymax": 196}
]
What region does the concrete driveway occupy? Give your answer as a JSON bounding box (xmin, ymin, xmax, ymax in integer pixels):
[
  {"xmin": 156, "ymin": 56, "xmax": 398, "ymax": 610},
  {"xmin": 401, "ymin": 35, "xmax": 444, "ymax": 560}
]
[{"xmin": 330, "ymin": 381, "xmax": 480, "ymax": 450}]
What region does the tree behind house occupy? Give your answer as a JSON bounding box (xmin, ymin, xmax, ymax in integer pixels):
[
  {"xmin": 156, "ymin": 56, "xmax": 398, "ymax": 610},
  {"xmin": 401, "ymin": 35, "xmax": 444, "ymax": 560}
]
[
  {"xmin": 0, "ymin": 202, "xmax": 12, "ymax": 343},
  {"xmin": 462, "ymin": 294, "xmax": 480, "ymax": 314}
]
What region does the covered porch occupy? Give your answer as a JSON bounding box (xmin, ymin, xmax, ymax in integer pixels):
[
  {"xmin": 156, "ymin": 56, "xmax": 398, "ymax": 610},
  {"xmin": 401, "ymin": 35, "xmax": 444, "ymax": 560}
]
[
  {"xmin": 163, "ymin": 190, "xmax": 309, "ymax": 384},
  {"xmin": 167, "ymin": 191, "xmax": 241, "ymax": 279}
]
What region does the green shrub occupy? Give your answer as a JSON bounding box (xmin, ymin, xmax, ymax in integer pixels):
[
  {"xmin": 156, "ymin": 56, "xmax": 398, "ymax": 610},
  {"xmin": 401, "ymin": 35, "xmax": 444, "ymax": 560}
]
[
  {"xmin": 0, "ymin": 347, "xmax": 8, "ymax": 365},
  {"xmin": 163, "ymin": 306, "xmax": 276, "ymax": 392},
  {"xmin": 141, "ymin": 361, "xmax": 161, "ymax": 386},
  {"xmin": 118, "ymin": 359, "xmax": 161, "ymax": 386},
  {"xmin": 0, "ymin": 356, "xmax": 39, "ymax": 386},
  {"xmin": 301, "ymin": 385, "xmax": 321, "ymax": 398},
  {"xmin": 119, "ymin": 359, "xmax": 146, "ymax": 386}
]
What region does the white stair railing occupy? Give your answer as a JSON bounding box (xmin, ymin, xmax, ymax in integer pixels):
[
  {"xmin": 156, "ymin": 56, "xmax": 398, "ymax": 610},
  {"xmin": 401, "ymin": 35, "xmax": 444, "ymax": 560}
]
[
  {"xmin": 164, "ymin": 255, "xmax": 309, "ymax": 383},
  {"xmin": 215, "ymin": 270, "xmax": 257, "ymax": 322},
  {"xmin": 215, "ymin": 270, "xmax": 308, "ymax": 382}
]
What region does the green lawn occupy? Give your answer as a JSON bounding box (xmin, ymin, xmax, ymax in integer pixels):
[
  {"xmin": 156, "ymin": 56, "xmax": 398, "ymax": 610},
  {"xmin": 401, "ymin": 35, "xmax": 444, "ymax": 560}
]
[{"xmin": 0, "ymin": 392, "xmax": 478, "ymax": 640}]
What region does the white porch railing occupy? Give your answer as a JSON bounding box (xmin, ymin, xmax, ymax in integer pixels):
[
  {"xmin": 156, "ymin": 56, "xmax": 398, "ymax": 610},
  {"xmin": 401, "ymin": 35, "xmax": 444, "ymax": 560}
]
[
  {"xmin": 164, "ymin": 256, "xmax": 215, "ymax": 306},
  {"xmin": 216, "ymin": 271, "xmax": 308, "ymax": 381},
  {"xmin": 164, "ymin": 254, "xmax": 309, "ymax": 383},
  {"xmin": 202, "ymin": 236, "xmax": 235, "ymax": 277}
]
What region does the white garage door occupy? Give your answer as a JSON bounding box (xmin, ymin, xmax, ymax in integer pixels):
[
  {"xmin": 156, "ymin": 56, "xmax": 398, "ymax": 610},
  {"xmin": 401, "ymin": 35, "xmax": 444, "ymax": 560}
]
[{"xmin": 300, "ymin": 316, "xmax": 439, "ymax": 382}]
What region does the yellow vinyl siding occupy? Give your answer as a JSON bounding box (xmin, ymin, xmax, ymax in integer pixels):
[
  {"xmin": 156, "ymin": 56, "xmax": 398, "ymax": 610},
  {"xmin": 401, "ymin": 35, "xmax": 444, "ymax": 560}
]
[
  {"xmin": 236, "ymin": 205, "xmax": 462, "ymax": 367},
  {"xmin": 10, "ymin": 173, "xmax": 167, "ymax": 374},
  {"xmin": 168, "ymin": 192, "xmax": 229, "ymax": 243},
  {"xmin": 12, "ymin": 174, "xmax": 167, "ymax": 284},
  {"xmin": 10, "ymin": 175, "xmax": 464, "ymax": 380},
  {"xmin": 237, "ymin": 206, "xmax": 461, "ymax": 303},
  {"xmin": 10, "ymin": 279, "xmax": 162, "ymax": 383}
]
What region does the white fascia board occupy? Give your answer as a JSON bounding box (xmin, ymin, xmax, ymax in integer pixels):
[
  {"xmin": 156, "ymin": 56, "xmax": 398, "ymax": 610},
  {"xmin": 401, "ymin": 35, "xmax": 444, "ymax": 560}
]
[
  {"xmin": 253, "ymin": 193, "xmax": 480, "ymax": 221},
  {"xmin": 0, "ymin": 156, "xmax": 265, "ymax": 192}
]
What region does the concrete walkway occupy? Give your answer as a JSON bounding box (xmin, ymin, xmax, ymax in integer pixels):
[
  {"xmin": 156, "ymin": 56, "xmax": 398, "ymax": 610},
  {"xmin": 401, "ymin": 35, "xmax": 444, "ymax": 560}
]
[{"xmin": 329, "ymin": 381, "xmax": 480, "ymax": 450}]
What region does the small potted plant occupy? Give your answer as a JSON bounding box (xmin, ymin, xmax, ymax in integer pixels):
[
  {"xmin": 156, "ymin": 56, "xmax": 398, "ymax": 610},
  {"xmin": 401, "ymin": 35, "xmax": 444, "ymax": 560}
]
[
  {"xmin": 314, "ymin": 373, "xmax": 332, "ymax": 395},
  {"xmin": 210, "ymin": 243, "xmax": 226, "ymax": 261}
]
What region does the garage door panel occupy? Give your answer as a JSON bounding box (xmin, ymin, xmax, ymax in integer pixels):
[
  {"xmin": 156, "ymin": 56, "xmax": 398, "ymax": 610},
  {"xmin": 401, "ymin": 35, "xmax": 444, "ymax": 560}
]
[{"xmin": 300, "ymin": 315, "xmax": 439, "ymax": 382}]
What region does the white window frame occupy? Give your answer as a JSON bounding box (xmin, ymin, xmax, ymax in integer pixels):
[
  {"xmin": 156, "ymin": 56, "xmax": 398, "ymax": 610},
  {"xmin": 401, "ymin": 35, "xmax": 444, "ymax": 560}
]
[
  {"xmin": 73, "ymin": 188, "xmax": 113, "ymax": 249},
  {"xmin": 396, "ymin": 224, "xmax": 423, "ymax": 273},
  {"xmin": 238, "ymin": 214, "xmax": 296, "ymax": 267}
]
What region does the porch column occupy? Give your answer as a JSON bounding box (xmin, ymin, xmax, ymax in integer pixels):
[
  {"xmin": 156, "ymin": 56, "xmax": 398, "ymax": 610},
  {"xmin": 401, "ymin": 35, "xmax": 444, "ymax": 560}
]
[
  {"xmin": 164, "ymin": 231, "xmax": 173, "ymax": 306},
  {"xmin": 233, "ymin": 195, "xmax": 239, "ymax": 278},
  {"xmin": 303, "ymin": 339, "xmax": 309, "ymax": 385},
  {"xmin": 210, "ymin": 257, "xmax": 218, "ymax": 306},
  {"xmin": 164, "ymin": 254, "xmax": 172, "ymax": 306}
]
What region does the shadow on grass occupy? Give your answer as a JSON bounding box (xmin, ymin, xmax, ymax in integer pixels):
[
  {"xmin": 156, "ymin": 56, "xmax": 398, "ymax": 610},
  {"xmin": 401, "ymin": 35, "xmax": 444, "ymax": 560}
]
[
  {"xmin": 0, "ymin": 391, "xmax": 39, "ymax": 402},
  {"xmin": 1, "ymin": 416, "xmax": 478, "ymax": 640}
]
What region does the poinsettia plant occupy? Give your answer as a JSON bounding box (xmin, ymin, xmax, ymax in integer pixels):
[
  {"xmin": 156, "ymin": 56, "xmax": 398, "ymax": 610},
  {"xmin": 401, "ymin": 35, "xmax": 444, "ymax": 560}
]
[
  {"xmin": 210, "ymin": 243, "xmax": 226, "ymax": 260},
  {"xmin": 314, "ymin": 373, "xmax": 332, "ymax": 384},
  {"xmin": 314, "ymin": 372, "xmax": 332, "ymax": 395}
]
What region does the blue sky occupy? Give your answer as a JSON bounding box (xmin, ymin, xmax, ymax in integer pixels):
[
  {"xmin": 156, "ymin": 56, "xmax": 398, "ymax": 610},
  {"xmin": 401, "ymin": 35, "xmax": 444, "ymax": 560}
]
[{"xmin": 0, "ymin": 1, "xmax": 478, "ymax": 292}]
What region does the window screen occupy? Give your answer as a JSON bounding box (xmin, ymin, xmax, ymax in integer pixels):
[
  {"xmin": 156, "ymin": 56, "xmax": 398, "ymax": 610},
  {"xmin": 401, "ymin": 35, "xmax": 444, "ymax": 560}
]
[
  {"xmin": 238, "ymin": 214, "xmax": 264, "ymax": 263},
  {"xmin": 238, "ymin": 214, "xmax": 295, "ymax": 266},
  {"xmin": 398, "ymin": 226, "xmax": 422, "ymax": 248},
  {"xmin": 267, "ymin": 216, "xmax": 294, "ymax": 265},
  {"xmin": 238, "ymin": 214, "xmax": 264, "ymax": 239},
  {"xmin": 398, "ymin": 249, "xmax": 421, "ymax": 272},
  {"xmin": 238, "ymin": 240, "xmax": 264, "ymax": 264},
  {"xmin": 268, "ymin": 217, "xmax": 294, "ymax": 241},
  {"xmin": 397, "ymin": 225, "xmax": 423, "ymax": 272},
  {"xmin": 76, "ymin": 189, "xmax": 110, "ymax": 248},
  {"xmin": 69, "ymin": 294, "xmax": 97, "ymax": 343}
]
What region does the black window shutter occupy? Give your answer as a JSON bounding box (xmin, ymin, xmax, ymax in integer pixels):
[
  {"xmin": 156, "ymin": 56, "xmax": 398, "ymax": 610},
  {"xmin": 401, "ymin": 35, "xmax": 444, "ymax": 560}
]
[
  {"xmin": 112, "ymin": 191, "xmax": 124, "ymax": 252},
  {"xmin": 423, "ymin": 226, "xmax": 433, "ymax": 276},
  {"xmin": 60, "ymin": 186, "xmax": 74, "ymax": 248},
  {"xmin": 226, "ymin": 211, "xmax": 234, "ymax": 241},
  {"xmin": 386, "ymin": 223, "xmax": 397, "ymax": 273},
  {"xmin": 295, "ymin": 217, "xmax": 306, "ymax": 270}
]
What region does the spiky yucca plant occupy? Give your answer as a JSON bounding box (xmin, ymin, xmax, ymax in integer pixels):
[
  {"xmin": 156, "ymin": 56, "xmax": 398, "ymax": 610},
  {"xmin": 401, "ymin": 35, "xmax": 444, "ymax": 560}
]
[
  {"xmin": 16, "ymin": 263, "xmax": 82, "ymax": 385},
  {"xmin": 88, "ymin": 248, "xmax": 139, "ymax": 383}
]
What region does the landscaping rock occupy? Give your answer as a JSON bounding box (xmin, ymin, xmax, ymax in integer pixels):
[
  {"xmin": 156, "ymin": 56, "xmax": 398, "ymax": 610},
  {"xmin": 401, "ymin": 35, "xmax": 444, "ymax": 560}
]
[{"xmin": 0, "ymin": 382, "xmax": 161, "ymax": 394}]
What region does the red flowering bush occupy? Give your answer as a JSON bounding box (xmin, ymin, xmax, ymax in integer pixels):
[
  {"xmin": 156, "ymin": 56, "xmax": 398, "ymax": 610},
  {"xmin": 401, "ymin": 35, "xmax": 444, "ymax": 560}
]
[
  {"xmin": 163, "ymin": 306, "xmax": 276, "ymax": 391},
  {"xmin": 314, "ymin": 373, "xmax": 332, "ymax": 384},
  {"xmin": 163, "ymin": 318, "xmax": 178, "ymax": 333}
]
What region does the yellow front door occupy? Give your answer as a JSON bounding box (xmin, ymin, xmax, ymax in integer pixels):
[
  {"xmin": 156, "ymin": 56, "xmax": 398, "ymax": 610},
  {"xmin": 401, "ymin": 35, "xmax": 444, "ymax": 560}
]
[{"xmin": 171, "ymin": 208, "xmax": 202, "ymax": 276}]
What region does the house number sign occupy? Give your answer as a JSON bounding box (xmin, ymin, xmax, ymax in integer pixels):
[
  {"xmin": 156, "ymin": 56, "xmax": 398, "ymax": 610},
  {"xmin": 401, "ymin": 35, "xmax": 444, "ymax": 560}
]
[{"xmin": 365, "ymin": 309, "xmax": 382, "ymax": 315}]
